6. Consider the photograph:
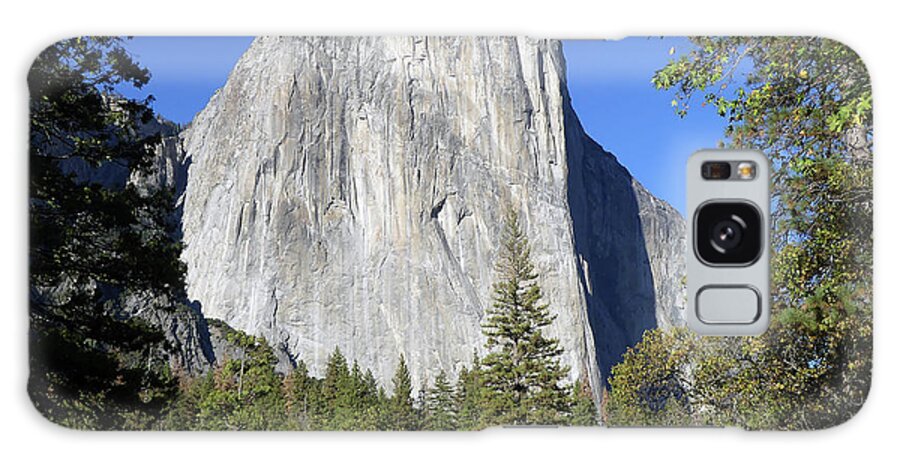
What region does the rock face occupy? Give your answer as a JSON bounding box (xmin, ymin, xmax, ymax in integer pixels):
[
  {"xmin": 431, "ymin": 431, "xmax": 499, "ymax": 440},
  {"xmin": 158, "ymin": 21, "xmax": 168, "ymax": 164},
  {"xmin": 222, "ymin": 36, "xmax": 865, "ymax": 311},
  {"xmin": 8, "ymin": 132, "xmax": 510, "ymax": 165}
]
[
  {"xmin": 179, "ymin": 36, "xmax": 684, "ymax": 396},
  {"xmin": 117, "ymin": 291, "xmax": 215, "ymax": 375},
  {"xmin": 565, "ymin": 117, "xmax": 685, "ymax": 380},
  {"xmin": 55, "ymin": 117, "xmax": 217, "ymax": 376}
]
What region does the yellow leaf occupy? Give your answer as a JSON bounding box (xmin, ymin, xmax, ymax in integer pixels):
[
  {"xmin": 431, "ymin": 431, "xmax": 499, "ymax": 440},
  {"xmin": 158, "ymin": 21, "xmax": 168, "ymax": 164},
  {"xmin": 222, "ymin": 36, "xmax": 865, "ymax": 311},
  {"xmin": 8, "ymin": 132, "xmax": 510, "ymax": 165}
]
[{"xmin": 668, "ymin": 46, "xmax": 675, "ymax": 55}]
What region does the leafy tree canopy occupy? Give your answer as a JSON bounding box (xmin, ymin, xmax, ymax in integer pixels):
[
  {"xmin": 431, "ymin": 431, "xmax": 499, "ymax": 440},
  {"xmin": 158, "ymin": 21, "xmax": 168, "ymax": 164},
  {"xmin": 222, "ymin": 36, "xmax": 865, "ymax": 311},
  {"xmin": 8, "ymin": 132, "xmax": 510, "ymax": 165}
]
[{"xmin": 609, "ymin": 37, "xmax": 872, "ymax": 430}]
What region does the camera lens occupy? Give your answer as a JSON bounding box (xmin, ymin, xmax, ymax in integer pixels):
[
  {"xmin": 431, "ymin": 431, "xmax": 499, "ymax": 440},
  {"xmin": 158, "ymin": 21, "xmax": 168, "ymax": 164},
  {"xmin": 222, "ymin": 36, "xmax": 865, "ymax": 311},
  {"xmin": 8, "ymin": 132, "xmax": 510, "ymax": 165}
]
[
  {"xmin": 710, "ymin": 218, "xmax": 743, "ymax": 251},
  {"xmin": 695, "ymin": 202, "xmax": 762, "ymax": 265}
]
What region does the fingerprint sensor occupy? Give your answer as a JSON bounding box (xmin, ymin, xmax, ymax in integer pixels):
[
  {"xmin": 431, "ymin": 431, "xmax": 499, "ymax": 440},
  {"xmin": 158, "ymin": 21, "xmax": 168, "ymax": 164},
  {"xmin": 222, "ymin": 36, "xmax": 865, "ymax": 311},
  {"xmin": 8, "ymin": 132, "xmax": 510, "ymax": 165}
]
[{"xmin": 696, "ymin": 286, "xmax": 761, "ymax": 324}]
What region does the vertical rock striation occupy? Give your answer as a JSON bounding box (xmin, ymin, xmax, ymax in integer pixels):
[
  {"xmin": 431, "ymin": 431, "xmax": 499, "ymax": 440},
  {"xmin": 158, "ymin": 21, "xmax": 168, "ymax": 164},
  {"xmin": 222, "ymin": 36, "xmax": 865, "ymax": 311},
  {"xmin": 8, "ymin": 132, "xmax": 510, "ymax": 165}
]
[{"xmin": 179, "ymin": 37, "xmax": 684, "ymax": 396}]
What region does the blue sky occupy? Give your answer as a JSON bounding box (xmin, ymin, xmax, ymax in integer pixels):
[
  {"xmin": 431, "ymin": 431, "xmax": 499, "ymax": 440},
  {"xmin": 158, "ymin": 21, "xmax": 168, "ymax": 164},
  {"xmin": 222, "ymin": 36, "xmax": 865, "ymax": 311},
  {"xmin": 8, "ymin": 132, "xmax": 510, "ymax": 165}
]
[
  {"xmin": 117, "ymin": 37, "xmax": 254, "ymax": 123},
  {"xmin": 119, "ymin": 37, "xmax": 729, "ymax": 213},
  {"xmin": 563, "ymin": 38, "xmax": 728, "ymax": 213}
]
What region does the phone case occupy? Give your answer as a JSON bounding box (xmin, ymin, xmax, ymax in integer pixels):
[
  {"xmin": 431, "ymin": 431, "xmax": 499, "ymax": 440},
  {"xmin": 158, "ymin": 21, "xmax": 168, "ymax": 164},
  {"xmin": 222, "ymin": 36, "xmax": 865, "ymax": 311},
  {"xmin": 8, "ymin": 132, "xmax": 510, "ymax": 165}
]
[{"xmin": 28, "ymin": 36, "xmax": 872, "ymax": 430}]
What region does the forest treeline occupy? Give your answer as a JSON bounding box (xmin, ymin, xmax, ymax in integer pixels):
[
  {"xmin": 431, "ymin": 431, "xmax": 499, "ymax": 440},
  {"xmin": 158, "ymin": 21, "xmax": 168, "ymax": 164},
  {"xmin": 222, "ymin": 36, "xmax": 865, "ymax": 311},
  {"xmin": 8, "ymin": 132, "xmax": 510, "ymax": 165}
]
[{"xmin": 163, "ymin": 319, "xmax": 595, "ymax": 431}]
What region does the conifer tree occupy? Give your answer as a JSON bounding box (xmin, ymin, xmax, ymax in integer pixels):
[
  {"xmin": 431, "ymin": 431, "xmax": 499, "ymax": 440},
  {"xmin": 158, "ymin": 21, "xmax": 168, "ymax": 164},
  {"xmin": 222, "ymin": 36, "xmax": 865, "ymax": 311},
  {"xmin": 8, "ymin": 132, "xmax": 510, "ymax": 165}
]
[
  {"xmin": 389, "ymin": 354, "xmax": 417, "ymax": 430},
  {"xmin": 222, "ymin": 333, "xmax": 286, "ymax": 430},
  {"xmin": 480, "ymin": 209, "xmax": 571, "ymax": 425},
  {"xmin": 455, "ymin": 351, "xmax": 486, "ymax": 430},
  {"xmin": 322, "ymin": 348, "xmax": 349, "ymax": 403},
  {"xmin": 415, "ymin": 373, "xmax": 429, "ymax": 426},
  {"xmin": 375, "ymin": 385, "xmax": 391, "ymax": 429},
  {"xmin": 284, "ymin": 359, "xmax": 317, "ymax": 429},
  {"xmin": 321, "ymin": 347, "xmax": 355, "ymax": 429},
  {"xmin": 569, "ymin": 379, "xmax": 598, "ymax": 426},
  {"xmin": 362, "ymin": 369, "xmax": 380, "ymax": 404},
  {"xmin": 355, "ymin": 367, "xmax": 383, "ymax": 430},
  {"xmin": 350, "ymin": 361, "xmax": 365, "ymax": 411},
  {"xmin": 425, "ymin": 370, "xmax": 458, "ymax": 430}
]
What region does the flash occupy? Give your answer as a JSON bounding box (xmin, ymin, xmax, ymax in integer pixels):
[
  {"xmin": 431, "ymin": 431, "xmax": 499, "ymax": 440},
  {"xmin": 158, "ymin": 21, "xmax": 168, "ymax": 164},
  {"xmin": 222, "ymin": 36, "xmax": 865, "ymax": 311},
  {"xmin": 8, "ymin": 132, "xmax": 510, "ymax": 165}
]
[{"xmin": 737, "ymin": 162, "xmax": 756, "ymax": 180}]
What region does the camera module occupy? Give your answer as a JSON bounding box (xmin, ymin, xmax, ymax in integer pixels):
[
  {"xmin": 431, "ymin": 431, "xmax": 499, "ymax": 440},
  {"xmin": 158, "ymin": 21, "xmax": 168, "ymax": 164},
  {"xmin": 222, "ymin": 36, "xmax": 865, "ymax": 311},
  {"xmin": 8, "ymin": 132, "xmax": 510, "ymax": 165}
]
[{"xmin": 695, "ymin": 202, "xmax": 762, "ymax": 265}]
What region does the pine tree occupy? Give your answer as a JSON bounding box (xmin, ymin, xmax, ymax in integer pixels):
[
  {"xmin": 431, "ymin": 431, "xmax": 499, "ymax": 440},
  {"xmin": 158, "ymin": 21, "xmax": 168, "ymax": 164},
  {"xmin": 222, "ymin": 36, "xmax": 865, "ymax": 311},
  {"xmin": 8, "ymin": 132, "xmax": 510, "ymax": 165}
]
[
  {"xmin": 362, "ymin": 369, "xmax": 380, "ymax": 405},
  {"xmin": 284, "ymin": 359, "xmax": 316, "ymax": 429},
  {"xmin": 322, "ymin": 347, "xmax": 349, "ymax": 402},
  {"xmin": 355, "ymin": 367, "xmax": 383, "ymax": 430},
  {"xmin": 375, "ymin": 385, "xmax": 391, "ymax": 429},
  {"xmin": 321, "ymin": 347, "xmax": 355, "ymax": 429},
  {"xmin": 425, "ymin": 370, "xmax": 458, "ymax": 430},
  {"xmin": 350, "ymin": 361, "xmax": 365, "ymax": 411},
  {"xmin": 389, "ymin": 354, "xmax": 417, "ymax": 430},
  {"xmin": 455, "ymin": 351, "xmax": 486, "ymax": 430},
  {"xmin": 415, "ymin": 373, "xmax": 429, "ymax": 426},
  {"xmin": 222, "ymin": 333, "xmax": 287, "ymax": 430},
  {"xmin": 480, "ymin": 209, "xmax": 571, "ymax": 425},
  {"xmin": 569, "ymin": 379, "xmax": 598, "ymax": 426}
]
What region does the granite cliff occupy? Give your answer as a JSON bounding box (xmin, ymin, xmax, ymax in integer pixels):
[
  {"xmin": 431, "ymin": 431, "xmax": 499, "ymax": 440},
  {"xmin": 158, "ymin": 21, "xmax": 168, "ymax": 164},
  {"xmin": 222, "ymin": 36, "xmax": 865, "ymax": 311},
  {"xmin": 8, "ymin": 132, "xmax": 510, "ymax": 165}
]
[{"xmin": 175, "ymin": 37, "xmax": 685, "ymax": 398}]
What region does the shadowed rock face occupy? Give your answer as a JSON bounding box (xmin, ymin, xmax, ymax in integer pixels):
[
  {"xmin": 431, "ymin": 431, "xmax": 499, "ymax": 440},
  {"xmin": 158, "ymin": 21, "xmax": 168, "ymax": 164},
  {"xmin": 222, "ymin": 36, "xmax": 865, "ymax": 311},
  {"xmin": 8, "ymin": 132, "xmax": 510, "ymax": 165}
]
[
  {"xmin": 564, "ymin": 111, "xmax": 685, "ymax": 384},
  {"xmin": 178, "ymin": 36, "xmax": 684, "ymax": 396},
  {"xmin": 52, "ymin": 116, "xmax": 217, "ymax": 376}
]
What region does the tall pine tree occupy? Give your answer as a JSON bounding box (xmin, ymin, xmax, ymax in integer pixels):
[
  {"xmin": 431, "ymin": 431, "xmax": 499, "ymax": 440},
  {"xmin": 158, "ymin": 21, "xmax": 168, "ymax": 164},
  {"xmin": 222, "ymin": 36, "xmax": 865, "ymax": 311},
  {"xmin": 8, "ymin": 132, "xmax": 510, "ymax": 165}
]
[
  {"xmin": 283, "ymin": 359, "xmax": 317, "ymax": 429},
  {"xmin": 424, "ymin": 370, "xmax": 458, "ymax": 430},
  {"xmin": 569, "ymin": 379, "xmax": 598, "ymax": 426},
  {"xmin": 455, "ymin": 351, "xmax": 486, "ymax": 430},
  {"xmin": 480, "ymin": 209, "xmax": 571, "ymax": 425},
  {"xmin": 321, "ymin": 347, "xmax": 357, "ymax": 429},
  {"xmin": 389, "ymin": 354, "xmax": 417, "ymax": 430}
]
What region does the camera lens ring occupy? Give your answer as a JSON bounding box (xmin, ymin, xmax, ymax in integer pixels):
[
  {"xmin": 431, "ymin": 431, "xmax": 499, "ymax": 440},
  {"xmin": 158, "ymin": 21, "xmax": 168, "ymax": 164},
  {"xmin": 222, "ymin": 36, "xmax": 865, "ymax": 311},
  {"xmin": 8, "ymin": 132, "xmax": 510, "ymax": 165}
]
[{"xmin": 693, "ymin": 201, "xmax": 763, "ymax": 266}]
